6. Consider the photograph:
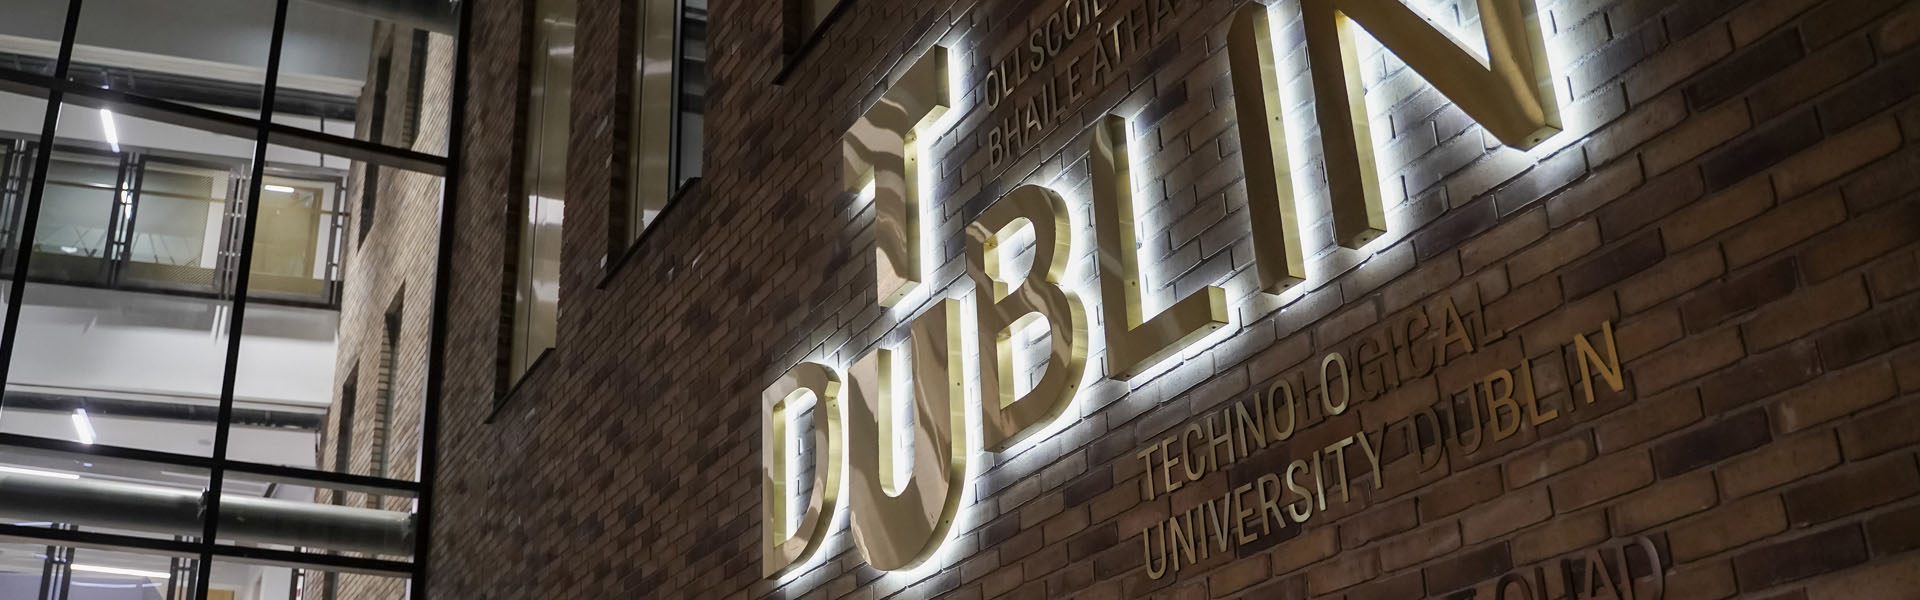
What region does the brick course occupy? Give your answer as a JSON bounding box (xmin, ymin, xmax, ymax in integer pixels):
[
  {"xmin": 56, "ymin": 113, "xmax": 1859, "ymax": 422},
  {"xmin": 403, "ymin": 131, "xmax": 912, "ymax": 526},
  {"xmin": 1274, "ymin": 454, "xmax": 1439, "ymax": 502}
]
[{"xmin": 431, "ymin": 0, "xmax": 1920, "ymax": 598}]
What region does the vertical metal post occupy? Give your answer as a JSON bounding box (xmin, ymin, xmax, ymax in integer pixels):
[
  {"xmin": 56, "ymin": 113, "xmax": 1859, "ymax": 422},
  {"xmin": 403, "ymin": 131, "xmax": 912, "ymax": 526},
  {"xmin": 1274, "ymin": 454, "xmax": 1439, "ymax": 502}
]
[
  {"xmin": 114, "ymin": 154, "xmax": 148, "ymax": 286},
  {"xmin": 37, "ymin": 524, "xmax": 76, "ymax": 600},
  {"xmin": 0, "ymin": 0, "xmax": 86, "ymax": 405},
  {"xmin": 100, "ymin": 152, "xmax": 132, "ymax": 285},
  {"xmin": 164, "ymin": 556, "xmax": 183, "ymax": 600},
  {"xmin": 0, "ymin": 140, "xmax": 27, "ymax": 268},
  {"xmin": 36, "ymin": 544, "xmax": 68, "ymax": 600},
  {"xmin": 196, "ymin": 0, "xmax": 293, "ymax": 595}
]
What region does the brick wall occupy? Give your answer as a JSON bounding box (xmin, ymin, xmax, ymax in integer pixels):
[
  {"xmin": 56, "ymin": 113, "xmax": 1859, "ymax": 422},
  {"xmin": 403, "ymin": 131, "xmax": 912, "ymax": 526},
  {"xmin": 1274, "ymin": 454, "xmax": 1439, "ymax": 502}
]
[
  {"xmin": 315, "ymin": 23, "xmax": 457, "ymax": 600},
  {"xmin": 435, "ymin": 0, "xmax": 1920, "ymax": 598}
]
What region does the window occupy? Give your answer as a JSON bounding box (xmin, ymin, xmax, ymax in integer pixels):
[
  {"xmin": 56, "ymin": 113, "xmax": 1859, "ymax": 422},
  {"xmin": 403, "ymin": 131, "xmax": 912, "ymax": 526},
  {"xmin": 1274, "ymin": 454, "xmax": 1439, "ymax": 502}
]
[
  {"xmin": 785, "ymin": 0, "xmax": 846, "ymax": 56},
  {"xmin": 360, "ymin": 53, "xmax": 392, "ymax": 245},
  {"xmin": 620, "ymin": 0, "xmax": 705, "ymax": 249},
  {"xmin": 371, "ymin": 305, "xmax": 400, "ymax": 508},
  {"xmin": 0, "ymin": 0, "xmax": 458, "ymax": 595},
  {"xmin": 332, "ymin": 375, "xmax": 359, "ymax": 493},
  {"xmin": 509, "ymin": 0, "xmax": 575, "ymax": 386}
]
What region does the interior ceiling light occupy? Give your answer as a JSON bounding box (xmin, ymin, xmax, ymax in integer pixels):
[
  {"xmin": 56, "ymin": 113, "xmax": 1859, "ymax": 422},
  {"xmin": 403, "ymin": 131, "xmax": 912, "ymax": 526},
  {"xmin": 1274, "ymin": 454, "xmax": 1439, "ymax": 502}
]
[
  {"xmin": 71, "ymin": 409, "xmax": 96, "ymax": 445},
  {"xmin": 263, "ymin": 184, "xmax": 297, "ymax": 193},
  {"xmin": 69, "ymin": 564, "xmax": 171, "ymax": 579},
  {"xmin": 0, "ymin": 465, "xmax": 80, "ymax": 480},
  {"xmin": 98, "ymin": 109, "xmax": 120, "ymax": 153}
]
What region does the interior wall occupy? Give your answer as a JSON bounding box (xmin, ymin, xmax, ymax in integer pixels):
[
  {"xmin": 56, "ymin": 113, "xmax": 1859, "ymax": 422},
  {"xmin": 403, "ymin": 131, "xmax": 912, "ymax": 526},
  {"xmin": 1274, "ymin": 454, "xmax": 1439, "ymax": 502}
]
[{"xmin": 5, "ymin": 283, "xmax": 338, "ymax": 407}]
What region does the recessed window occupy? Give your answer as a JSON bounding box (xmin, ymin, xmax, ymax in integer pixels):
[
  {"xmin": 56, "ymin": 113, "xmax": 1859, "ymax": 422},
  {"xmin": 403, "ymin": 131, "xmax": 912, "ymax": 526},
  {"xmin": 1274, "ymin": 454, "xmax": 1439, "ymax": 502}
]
[
  {"xmin": 785, "ymin": 0, "xmax": 846, "ymax": 56},
  {"xmin": 619, "ymin": 0, "xmax": 706, "ymax": 251},
  {"xmin": 509, "ymin": 0, "xmax": 575, "ymax": 387}
]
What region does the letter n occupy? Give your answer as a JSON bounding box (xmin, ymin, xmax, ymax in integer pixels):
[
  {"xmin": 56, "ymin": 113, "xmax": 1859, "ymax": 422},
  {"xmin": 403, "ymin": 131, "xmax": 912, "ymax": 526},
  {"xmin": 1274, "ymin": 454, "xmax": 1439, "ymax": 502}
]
[
  {"xmin": 1304, "ymin": 0, "xmax": 1561, "ymax": 248},
  {"xmin": 1572, "ymin": 320, "xmax": 1623, "ymax": 405}
]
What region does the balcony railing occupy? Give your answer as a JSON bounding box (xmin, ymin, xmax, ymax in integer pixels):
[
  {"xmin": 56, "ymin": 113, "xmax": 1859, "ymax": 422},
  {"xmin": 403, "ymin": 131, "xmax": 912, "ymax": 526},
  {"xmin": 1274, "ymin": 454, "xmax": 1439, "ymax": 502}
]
[{"xmin": 0, "ymin": 137, "xmax": 347, "ymax": 307}]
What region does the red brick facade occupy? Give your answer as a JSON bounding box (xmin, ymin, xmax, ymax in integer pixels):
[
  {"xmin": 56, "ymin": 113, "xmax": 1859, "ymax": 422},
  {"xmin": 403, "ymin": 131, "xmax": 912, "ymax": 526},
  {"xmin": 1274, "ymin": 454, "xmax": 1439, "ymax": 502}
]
[{"xmin": 434, "ymin": 0, "xmax": 1920, "ymax": 598}]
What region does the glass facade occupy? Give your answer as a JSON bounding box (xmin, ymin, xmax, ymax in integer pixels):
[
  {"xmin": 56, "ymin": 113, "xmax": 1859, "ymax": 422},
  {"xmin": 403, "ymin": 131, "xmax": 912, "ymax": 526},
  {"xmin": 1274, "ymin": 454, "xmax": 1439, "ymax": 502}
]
[{"xmin": 0, "ymin": 0, "xmax": 457, "ymax": 597}]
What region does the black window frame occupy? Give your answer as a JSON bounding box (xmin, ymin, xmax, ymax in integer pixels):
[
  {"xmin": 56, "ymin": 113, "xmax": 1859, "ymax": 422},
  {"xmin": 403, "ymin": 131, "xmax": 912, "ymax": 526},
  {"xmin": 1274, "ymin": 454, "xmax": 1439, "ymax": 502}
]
[{"xmin": 0, "ymin": 0, "xmax": 470, "ymax": 596}]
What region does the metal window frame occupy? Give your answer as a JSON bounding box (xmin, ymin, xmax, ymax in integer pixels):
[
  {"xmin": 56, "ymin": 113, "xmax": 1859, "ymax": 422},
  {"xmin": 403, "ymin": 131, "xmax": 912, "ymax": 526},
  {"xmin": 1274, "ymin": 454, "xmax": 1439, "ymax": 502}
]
[{"xmin": 0, "ymin": 0, "xmax": 471, "ymax": 595}]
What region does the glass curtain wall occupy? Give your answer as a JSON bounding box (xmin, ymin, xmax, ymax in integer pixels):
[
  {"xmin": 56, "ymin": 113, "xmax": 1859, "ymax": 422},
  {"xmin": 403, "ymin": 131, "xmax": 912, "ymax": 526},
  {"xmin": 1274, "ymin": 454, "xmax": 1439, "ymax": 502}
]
[{"xmin": 0, "ymin": 0, "xmax": 460, "ymax": 598}]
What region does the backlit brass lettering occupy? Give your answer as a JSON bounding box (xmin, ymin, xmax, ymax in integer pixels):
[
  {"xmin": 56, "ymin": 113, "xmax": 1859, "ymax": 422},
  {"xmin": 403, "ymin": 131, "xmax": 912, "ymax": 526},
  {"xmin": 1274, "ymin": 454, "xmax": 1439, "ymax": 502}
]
[
  {"xmin": 966, "ymin": 185, "xmax": 1090, "ymax": 452},
  {"xmin": 1304, "ymin": 0, "xmax": 1561, "ymax": 247},
  {"xmin": 1089, "ymin": 115, "xmax": 1229, "ymax": 378},
  {"xmin": 843, "ymin": 47, "xmax": 949, "ymax": 307},
  {"xmin": 770, "ymin": 0, "xmax": 1589, "ymax": 579},
  {"xmin": 845, "ymin": 299, "xmax": 968, "ymax": 571},
  {"xmin": 1228, "ymin": 4, "xmax": 1307, "ymax": 293},
  {"xmin": 760, "ymin": 363, "xmax": 843, "ymax": 577}
]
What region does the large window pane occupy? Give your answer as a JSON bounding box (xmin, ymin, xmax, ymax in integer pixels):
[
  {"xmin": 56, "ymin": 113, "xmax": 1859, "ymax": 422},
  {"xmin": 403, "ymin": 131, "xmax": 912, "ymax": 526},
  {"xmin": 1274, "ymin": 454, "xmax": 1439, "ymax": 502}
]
[
  {"xmin": 0, "ymin": 104, "xmax": 255, "ymax": 457},
  {"xmin": 216, "ymin": 559, "xmax": 408, "ymax": 600},
  {"xmin": 0, "ymin": 445, "xmax": 212, "ymax": 542},
  {"xmin": 273, "ymin": 0, "xmax": 457, "ymax": 158},
  {"xmin": 28, "ymin": 150, "xmax": 122, "ymax": 286},
  {"xmin": 247, "ymin": 171, "xmax": 345, "ymax": 304},
  {"xmin": 213, "ymin": 474, "xmax": 415, "ymax": 562},
  {"xmin": 67, "ymin": 0, "xmax": 278, "ymax": 112},
  {"xmin": 0, "ymin": 90, "xmax": 52, "ymax": 351},
  {"xmin": 0, "ymin": 542, "xmax": 50, "ymax": 598},
  {"xmin": 227, "ymin": 148, "xmax": 432, "ymax": 482},
  {"xmin": 62, "ymin": 546, "xmax": 181, "ymax": 599},
  {"xmin": 120, "ymin": 158, "xmax": 234, "ymax": 295},
  {"xmin": 0, "ymin": 0, "xmax": 73, "ymax": 76},
  {"xmin": 0, "ymin": 0, "xmax": 453, "ymax": 591}
]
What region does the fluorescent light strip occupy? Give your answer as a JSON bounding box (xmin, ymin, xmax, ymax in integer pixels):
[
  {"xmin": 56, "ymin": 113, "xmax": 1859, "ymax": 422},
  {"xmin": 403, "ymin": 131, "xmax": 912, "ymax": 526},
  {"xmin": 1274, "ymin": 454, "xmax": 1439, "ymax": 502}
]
[
  {"xmin": 70, "ymin": 564, "xmax": 171, "ymax": 579},
  {"xmin": 98, "ymin": 109, "xmax": 120, "ymax": 153},
  {"xmin": 263, "ymin": 184, "xmax": 297, "ymax": 193},
  {"xmin": 0, "ymin": 465, "xmax": 80, "ymax": 480},
  {"xmin": 71, "ymin": 409, "xmax": 96, "ymax": 445}
]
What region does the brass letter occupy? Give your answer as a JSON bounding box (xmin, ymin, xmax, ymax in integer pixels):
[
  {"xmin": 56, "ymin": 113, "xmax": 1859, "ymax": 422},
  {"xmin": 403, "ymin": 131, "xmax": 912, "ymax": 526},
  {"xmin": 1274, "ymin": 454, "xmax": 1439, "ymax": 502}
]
[
  {"xmin": 1321, "ymin": 352, "xmax": 1351, "ymax": 416},
  {"xmin": 1484, "ymin": 368, "xmax": 1521, "ymax": 441},
  {"xmin": 760, "ymin": 363, "xmax": 844, "ymax": 577},
  {"xmin": 1089, "ymin": 114, "xmax": 1230, "ymax": 378},
  {"xmin": 1228, "ymin": 5, "xmax": 1307, "ymax": 293},
  {"xmin": 1142, "ymin": 521, "xmax": 1169, "ymax": 580},
  {"xmin": 1303, "ymin": 0, "xmax": 1561, "ymax": 247},
  {"xmin": 966, "ymin": 184, "xmax": 1090, "ymax": 451},
  {"xmin": 844, "ymin": 47, "xmax": 950, "ymax": 307},
  {"xmin": 1573, "ymin": 320, "xmax": 1624, "ymax": 405},
  {"xmin": 845, "ymin": 299, "xmax": 969, "ymax": 571}
]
